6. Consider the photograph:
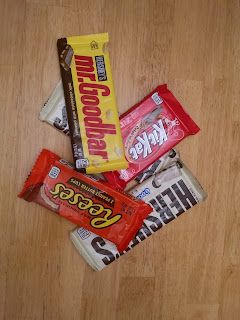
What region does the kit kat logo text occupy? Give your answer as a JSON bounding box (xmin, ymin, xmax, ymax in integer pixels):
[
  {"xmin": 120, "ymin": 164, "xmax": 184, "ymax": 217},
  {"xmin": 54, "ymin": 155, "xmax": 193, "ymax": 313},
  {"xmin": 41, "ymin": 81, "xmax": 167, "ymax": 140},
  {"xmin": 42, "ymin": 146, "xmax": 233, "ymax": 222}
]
[
  {"xmin": 50, "ymin": 183, "xmax": 121, "ymax": 229},
  {"xmin": 128, "ymin": 120, "xmax": 168, "ymax": 161},
  {"xmin": 74, "ymin": 55, "xmax": 116, "ymax": 160}
]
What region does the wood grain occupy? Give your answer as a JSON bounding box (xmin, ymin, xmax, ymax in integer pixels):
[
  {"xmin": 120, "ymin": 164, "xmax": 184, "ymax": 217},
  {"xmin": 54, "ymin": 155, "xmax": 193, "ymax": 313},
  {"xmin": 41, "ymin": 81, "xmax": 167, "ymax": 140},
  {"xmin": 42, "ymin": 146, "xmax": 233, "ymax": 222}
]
[{"xmin": 1, "ymin": 0, "xmax": 240, "ymax": 319}]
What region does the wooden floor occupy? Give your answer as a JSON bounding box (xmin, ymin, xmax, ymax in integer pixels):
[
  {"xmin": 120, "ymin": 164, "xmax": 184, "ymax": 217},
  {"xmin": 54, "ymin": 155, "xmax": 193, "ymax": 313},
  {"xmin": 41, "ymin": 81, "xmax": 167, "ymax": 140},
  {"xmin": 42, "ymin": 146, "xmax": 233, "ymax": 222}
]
[{"xmin": 1, "ymin": 0, "xmax": 240, "ymax": 319}]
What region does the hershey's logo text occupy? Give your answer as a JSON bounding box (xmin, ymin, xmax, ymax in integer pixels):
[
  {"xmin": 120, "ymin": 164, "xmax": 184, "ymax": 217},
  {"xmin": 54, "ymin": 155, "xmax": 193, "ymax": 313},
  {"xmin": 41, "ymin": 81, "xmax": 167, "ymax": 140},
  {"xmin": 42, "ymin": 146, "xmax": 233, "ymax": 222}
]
[{"xmin": 91, "ymin": 179, "xmax": 198, "ymax": 265}]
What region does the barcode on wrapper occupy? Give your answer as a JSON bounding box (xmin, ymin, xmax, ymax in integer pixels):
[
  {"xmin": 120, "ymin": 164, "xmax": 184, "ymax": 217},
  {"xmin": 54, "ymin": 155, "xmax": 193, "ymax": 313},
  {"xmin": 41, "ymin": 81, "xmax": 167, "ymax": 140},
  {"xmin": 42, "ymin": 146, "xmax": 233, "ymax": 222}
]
[
  {"xmin": 77, "ymin": 227, "xmax": 91, "ymax": 240},
  {"xmin": 48, "ymin": 166, "xmax": 60, "ymax": 179},
  {"xmin": 76, "ymin": 158, "xmax": 89, "ymax": 169},
  {"xmin": 151, "ymin": 92, "xmax": 163, "ymax": 105}
]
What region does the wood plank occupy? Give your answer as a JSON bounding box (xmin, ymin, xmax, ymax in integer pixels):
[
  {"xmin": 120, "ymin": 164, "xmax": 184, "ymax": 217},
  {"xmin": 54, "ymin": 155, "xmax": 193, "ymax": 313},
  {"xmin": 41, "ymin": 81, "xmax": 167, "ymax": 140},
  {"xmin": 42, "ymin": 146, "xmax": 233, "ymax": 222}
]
[{"xmin": 0, "ymin": 0, "xmax": 239, "ymax": 319}]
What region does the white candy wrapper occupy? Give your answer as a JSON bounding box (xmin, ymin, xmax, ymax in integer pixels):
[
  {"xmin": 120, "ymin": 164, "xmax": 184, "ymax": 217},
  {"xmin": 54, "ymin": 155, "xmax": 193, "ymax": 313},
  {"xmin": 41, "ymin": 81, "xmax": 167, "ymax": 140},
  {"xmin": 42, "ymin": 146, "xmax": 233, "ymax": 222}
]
[
  {"xmin": 125, "ymin": 149, "xmax": 180, "ymax": 190},
  {"xmin": 39, "ymin": 81, "xmax": 69, "ymax": 135},
  {"xmin": 70, "ymin": 160, "xmax": 207, "ymax": 271}
]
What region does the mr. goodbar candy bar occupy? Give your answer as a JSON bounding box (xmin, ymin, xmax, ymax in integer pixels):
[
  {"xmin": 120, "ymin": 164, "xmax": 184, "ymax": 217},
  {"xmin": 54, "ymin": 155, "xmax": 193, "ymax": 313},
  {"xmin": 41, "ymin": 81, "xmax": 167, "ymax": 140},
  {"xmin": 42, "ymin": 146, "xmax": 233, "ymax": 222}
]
[{"xmin": 57, "ymin": 33, "xmax": 127, "ymax": 174}]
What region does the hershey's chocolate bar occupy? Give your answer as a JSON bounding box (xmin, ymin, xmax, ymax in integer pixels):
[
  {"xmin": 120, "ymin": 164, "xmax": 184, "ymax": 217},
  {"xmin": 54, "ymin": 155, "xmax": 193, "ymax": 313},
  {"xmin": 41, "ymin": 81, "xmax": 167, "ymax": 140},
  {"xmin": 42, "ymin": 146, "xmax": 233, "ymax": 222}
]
[
  {"xmin": 57, "ymin": 34, "xmax": 127, "ymax": 174},
  {"xmin": 70, "ymin": 160, "xmax": 207, "ymax": 270},
  {"xmin": 39, "ymin": 81, "xmax": 69, "ymax": 135},
  {"xmin": 125, "ymin": 149, "xmax": 180, "ymax": 191}
]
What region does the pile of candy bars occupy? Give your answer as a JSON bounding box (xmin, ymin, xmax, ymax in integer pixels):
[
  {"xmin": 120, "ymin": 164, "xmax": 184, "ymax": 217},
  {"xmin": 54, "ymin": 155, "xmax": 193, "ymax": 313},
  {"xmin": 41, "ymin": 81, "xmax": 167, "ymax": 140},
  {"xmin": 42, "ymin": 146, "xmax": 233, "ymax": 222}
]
[{"xmin": 19, "ymin": 33, "xmax": 207, "ymax": 271}]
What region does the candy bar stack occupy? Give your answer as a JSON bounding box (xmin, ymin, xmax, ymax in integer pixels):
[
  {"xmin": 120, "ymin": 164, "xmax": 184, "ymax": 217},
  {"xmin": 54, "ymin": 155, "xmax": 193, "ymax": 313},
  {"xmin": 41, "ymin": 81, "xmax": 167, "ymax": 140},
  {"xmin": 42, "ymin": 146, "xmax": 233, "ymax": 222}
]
[{"xmin": 19, "ymin": 33, "xmax": 207, "ymax": 271}]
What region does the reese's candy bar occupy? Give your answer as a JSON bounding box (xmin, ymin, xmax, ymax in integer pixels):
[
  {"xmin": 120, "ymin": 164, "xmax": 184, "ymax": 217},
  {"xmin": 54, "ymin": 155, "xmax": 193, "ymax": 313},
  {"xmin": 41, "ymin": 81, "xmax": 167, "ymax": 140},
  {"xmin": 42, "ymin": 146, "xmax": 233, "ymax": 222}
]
[
  {"xmin": 70, "ymin": 160, "xmax": 207, "ymax": 271},
  {"xmin": 104, "ymin": 84, "xmax": 200, "ymax": 189},
  {"xmin": 57, "ymin": 33, "xmax": 127, "ymax": 174},
  {"xmin": 18, "ymin": 149, "xmax": 152, "ymax": 252},
  {"xmin": 40, "ymin": 81, "xmax": 69, "ymax": 135}
]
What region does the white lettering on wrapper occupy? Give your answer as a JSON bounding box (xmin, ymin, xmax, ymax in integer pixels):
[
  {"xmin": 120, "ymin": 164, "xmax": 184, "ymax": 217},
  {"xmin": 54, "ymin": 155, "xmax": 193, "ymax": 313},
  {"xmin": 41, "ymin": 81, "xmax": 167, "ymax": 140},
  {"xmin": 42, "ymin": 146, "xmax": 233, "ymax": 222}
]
[{"xmin": 129, "ymin": 120, "xmax": 168, "ymax": 160}]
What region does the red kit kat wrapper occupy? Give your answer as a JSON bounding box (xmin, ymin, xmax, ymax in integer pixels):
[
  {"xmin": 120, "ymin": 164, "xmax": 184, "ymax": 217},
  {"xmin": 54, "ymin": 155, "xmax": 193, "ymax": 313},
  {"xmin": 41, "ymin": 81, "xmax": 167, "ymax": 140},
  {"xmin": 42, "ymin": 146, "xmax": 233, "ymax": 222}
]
[
  {"xmin": 104, "ymin": 84, "xmax": 200, "ymax": 189},
  {"xmin": 18, "ymin": 149, "xmax": 152, "ymax": 251}
]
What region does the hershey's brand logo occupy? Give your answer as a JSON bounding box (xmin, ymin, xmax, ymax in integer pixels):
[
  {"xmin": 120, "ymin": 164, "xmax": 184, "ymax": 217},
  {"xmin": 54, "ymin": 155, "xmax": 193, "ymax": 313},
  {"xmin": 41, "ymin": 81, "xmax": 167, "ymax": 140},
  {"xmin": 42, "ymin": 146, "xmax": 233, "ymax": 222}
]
[
  {"xmin": 90, "ymin": 178, "xmax": 198, "ymax": 265},
  {"xmin": 129, "ymin": 120, "xmax": 167, "ymax": 161},
  {"xmin": 95, "ymin": 56, "xmax": 107, "ymax": 81},
  {"xmin": 74, "ymin": 55, "xmax": 116, "ymax": 160}
]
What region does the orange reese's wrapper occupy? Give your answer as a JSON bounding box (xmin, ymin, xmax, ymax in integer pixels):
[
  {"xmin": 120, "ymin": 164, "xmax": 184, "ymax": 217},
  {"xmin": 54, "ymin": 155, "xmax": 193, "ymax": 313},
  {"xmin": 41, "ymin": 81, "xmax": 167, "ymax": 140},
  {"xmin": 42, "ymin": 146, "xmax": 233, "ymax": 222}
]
[{"xmin": 18, "ymin": 149, "xmax": 152, "ymax": 251}]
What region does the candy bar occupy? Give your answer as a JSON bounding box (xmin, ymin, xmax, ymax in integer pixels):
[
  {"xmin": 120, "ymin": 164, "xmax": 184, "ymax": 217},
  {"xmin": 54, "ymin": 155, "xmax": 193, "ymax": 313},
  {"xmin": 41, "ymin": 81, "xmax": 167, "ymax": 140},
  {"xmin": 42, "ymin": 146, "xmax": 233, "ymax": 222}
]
[
  {"xmin": 57, "ymin": 33, "xmax": 127, "ymax": 174},
  {"xmin": 104, "ymin": 85, "xmax": 200, "ymax": 189},
  {"xmin": 39, "ymin": 81, "xmax": 69, "ymax": 135},
  {"xmin": 39, "ymin": 81, "xmax": 124, "ymax": 136},
  {"xmin": 135, "ymin": 149, "xmax": 179, "ymax": 182},
  {"xmin": 18, "ymin": 149, "xmax": 152, "ymax": 252},
  {"xmin": 70, "ymin": 160, "xmax": 207, "ymax": 270},
  {"xmin": 125, "ymin": 148, "xmax": 180, "ymax": 191}
]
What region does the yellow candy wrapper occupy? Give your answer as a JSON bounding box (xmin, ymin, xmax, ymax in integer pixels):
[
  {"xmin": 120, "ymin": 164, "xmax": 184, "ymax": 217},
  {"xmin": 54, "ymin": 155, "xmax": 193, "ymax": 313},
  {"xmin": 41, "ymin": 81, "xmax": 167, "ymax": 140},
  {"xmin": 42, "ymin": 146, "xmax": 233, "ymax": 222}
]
[{"xmin": 57, "ymin": 33, "xmax": 127, "ymax": 173}]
